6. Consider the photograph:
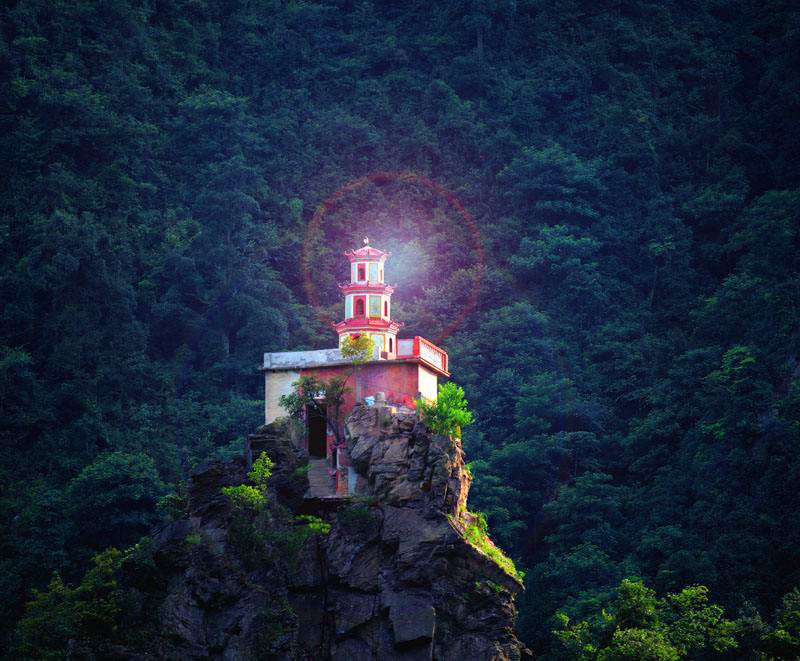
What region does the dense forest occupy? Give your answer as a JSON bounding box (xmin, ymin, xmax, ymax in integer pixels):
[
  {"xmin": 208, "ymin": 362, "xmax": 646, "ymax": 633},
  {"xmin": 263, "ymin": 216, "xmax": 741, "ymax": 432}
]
[{"xmin": 1, "ymin": 0, "xmax": 799, "ymax": 657}]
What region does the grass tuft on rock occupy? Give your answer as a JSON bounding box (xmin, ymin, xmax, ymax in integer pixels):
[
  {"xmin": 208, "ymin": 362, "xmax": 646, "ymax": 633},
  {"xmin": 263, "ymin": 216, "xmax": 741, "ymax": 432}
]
[{"xmin": 461, "ymin": 511, "xmax": 524, "ymax": 582}]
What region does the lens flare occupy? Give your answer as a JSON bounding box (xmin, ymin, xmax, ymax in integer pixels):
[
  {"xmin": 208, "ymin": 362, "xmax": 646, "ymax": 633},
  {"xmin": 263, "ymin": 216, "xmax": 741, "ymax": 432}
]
[{"xmin": 302, "ymin": 171, "xmax": 485, "ymax": 344}]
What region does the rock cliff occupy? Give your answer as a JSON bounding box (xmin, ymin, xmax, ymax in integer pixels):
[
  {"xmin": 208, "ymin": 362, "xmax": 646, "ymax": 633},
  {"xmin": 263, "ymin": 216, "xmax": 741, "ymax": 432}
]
[{"xmin": 72, "ymin": 404, "xmax": 529, "ymax": 660}]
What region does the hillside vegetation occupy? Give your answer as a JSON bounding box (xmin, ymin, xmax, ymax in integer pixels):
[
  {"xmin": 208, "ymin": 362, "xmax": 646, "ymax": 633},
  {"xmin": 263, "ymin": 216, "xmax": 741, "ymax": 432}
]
[{"xmin": 1, "ymin": 0, "xmax": 799, "ymax": 656}]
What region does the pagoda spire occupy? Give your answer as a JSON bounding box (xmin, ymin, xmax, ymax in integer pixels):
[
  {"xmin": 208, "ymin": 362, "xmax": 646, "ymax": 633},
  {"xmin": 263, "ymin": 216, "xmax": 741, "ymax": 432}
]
[{"xmin": 333, "ymin": 240, "xmax": 400, "ymax": 358}]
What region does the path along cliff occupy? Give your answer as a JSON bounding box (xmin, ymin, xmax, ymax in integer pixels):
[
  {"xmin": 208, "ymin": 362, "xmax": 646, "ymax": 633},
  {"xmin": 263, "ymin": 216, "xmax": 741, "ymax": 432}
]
[{"xmin": 72, "ymin": 404, "xmax": 530, "ymax": 660}]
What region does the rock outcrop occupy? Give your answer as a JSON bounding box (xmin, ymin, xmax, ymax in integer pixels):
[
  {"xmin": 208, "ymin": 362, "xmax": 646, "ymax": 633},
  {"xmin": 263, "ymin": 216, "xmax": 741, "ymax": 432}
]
[{"xmin": 72, "ymin": 406, "xmax": 529, "ymax": 660}]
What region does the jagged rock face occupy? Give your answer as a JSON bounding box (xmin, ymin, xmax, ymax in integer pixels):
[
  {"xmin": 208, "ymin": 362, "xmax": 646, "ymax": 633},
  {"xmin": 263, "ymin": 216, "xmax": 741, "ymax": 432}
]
[
  {"xmin": 345, "ymin": 404, "xmax": 471, "ymax": 517},
  {"xmin": 72, "ymin": 411, "xmax": 529, "ymax": 660},
  {"xmin": 296, "ymin": 404, "xmax": 528, "ymax": 660}
]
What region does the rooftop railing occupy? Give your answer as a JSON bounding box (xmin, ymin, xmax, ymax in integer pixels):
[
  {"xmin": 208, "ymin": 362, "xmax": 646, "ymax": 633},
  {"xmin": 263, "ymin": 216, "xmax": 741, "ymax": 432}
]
[{"xmin": 396, "ymin": 336, "xmax": 448, "ymax": 374}]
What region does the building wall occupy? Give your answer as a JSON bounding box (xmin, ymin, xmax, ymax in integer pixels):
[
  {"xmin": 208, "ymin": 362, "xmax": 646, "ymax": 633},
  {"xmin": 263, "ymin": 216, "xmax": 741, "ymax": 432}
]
[
  {"xmin": 264, "ymin": 370, "xmax": 300, "ymax": 423},
  {"xmin": 418, "ymin": 364, "xmax": 439, "ymax": 402},
  {"xmin": 299, "ymin": 361, "xmax": 423, "ymax": 417},
  {"xmin": 360, "ymin": 361, "xmax": 421, "ymax": 408},
  {"xmin": 267, "ymin": 359, "xmax": 442, "ymax": 494}
]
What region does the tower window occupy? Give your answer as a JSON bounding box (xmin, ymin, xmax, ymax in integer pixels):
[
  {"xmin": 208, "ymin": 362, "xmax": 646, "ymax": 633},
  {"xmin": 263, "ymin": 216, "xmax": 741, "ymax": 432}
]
[
  {"xmin": 355, "ymin": 298, "xmax": 365, "ymax": 316},
  {"xmin": 389, "ymin": 337, "xmax": 393, "ymax": 352},
  {"xmin": 369, "ymin": 295, "xmax": 381, "ymax": 318},
  {"xmin": 357, "ymin": 264, "xmax": 365, "ymax": 281},
  {"xmin": 384, "ymin": 300, "xmax": 388, "ymax": 316}
]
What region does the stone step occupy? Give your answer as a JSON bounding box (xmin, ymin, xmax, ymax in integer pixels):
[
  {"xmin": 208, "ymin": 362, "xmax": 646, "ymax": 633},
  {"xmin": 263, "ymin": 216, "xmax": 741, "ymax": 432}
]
[{"xmin": 305, "ymin": 458, "xmax": 337, "ymax": 498}]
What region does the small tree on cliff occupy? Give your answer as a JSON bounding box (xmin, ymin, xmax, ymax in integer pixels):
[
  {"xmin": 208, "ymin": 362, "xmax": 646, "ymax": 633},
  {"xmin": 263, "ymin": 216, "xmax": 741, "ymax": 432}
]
[
  {"xmin": 279, "ymin": 335, "xmax": 372, "ymax": 446},
  {"xmin": 417, "ymin": 382, "xmax": 474, "ymax": 438}
]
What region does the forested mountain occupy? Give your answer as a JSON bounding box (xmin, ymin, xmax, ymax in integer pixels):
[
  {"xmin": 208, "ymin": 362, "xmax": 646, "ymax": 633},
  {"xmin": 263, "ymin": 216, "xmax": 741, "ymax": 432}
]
[{"xmin": 1, "ymin": 0, "xmax": 799, "ymax": 657}]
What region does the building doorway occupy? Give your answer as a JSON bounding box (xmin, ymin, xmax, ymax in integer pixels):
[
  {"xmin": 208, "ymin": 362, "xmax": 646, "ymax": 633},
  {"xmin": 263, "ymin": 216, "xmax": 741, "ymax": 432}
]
[{"xmin": 307, "ymin": 405, "xmax": 327, "ymax": 458}]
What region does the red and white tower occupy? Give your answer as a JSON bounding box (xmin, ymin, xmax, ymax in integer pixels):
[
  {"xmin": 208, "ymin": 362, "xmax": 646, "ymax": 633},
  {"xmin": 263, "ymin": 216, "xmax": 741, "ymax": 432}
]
[{"xmin": 334, "ymin": 237, "xmax": 401, "ymax": 358}]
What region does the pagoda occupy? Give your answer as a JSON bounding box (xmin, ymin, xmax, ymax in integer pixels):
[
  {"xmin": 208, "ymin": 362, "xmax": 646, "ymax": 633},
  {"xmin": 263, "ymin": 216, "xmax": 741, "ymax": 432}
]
[
  {"xmin": 261, "ymin": 238, "xmax": 450, "ymax": 493},
  {"xmin": 334, "ymin": 240, "xmax": 400, "ymax": 356}
]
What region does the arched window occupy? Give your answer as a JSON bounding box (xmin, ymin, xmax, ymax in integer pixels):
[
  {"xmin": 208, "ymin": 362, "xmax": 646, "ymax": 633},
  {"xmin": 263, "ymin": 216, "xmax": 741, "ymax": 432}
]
[
  {"xmin": 355, "ymin": 298, "xmax": 365, "ymax": 316},
  {"xmin": 384, "ymin": 300, "xmax": 388, "ymax": 316},
  {"xmin": 357, "ymin": 264, "xmax": 365, "ymax": 281},
  {"xmin": 389, "ymin": 337, "xmax": 393, "ymax": 352}
]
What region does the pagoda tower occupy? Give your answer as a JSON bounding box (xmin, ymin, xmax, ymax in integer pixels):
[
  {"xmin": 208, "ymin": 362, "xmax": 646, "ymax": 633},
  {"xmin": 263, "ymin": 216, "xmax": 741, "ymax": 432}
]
[
  {"xmin": 262, "ymin": 236, "xmax": 449, "ymax": 435},
  {"xmin": 333, "ymin": 238, "xmax": 401, "ymax": 358}
]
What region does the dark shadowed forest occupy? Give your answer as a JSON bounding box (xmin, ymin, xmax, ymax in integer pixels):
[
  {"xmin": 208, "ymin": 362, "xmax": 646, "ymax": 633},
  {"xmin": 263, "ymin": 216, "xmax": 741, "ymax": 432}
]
[{"xmin": 1, "ymin": 0, "xmax": 799, "ymax": 657}]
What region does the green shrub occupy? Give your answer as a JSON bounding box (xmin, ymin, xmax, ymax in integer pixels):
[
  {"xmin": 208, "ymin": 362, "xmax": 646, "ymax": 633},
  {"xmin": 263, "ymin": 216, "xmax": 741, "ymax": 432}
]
[
  {"xmin": 12, "ymin": 549, "xmax": 125, "ymax": 659},
  {"xmin": 291, "ymin": 464, "xmax": 310, "ymax": 479},
  {"xmin": 417, "ymin": 382, "xmax": 474, "ymax": 437},
  {"xmin": 462, "ymin": 510, "xmax": 523, "ymax": 581},
  {"xmin": 249, "ymin": 453, "xmax": 274, "ymax": 486},
  {"xmin": 263, "ymin": 514, "xmax": 330, "ymax": 565},
  {"xmin": 337, "ymin": 504, "xmax": 375, "ymax": 535},
  {"xmin": 295, "ymin": 514, "xmax": 331, "ymax": 535},
  {"xmin": 221, "ymin": 452, "xmax": 274, "ymax": 509},
  {"xmin": 184, "ymin": 532, "xmax": 202, "ymax": 547},
  {"xmin": 222, "ymin": 484, "xmax": 265, "ymax": 509}
]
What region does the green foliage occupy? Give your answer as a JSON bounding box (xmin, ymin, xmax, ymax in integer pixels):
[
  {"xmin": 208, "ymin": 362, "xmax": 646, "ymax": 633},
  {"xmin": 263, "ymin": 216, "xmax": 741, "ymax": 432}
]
[
  {"xmin": 340, "ymin": 334, "xmax": 373, "ymax": 364},
  {"xmin": 184, "ymin": 532, "xmax": 202, "ymax": 547},
  {"xmin": 552, "ymin": 579, "xmax": 738, "ymax": 660},
  {"xmin": 295, "ymin": 514, "xmax": 331, "ymax": 536},
  {"xmin": 292, "ymin": 464, "xmax": 310, "ymax": 479},
  {"xmin": 758, "ymin": 588, "xmax": 800, "ymax": 659},
  {"xmin": 12, "ymin": 549, "xmax": 124, "ymax": 660},
  {"xmin": 156, "ymin": 482, "xmax": 189, "ymax": 522},
  {"xmin": 280, "ymin": 375, "xmax": 347, "ymax": 420},
  {"xmin": 1, "ymin": 0, "xmax": 799, "ymax": 652},
  {"xmin": 252, "ymin": 595, "xmax": 297, "ymax": 660},
  {"xmin": 66, "ymin": 453, "xmax": 166, "ymax": 557},
  {"xmin": 418, "ymin": 382, "xmax": 474, "ymax": 437},
  {"xmin": 337, "ymin": 503, "xmax": 376, "ymax": 535},
  {"xmin": 221, "ymin": 484, "xmax": 265, "ymax": 509},
  {"xmin": 222, "ymin": 452, "xmax": 274, "ymax": 509},
  {"xmin": 248, "ymin": 453, "xmax": 274, "ymax": 487},
  {"xmin": 462, "ymin": 510, "xmax": 523, "ymax": 581}
]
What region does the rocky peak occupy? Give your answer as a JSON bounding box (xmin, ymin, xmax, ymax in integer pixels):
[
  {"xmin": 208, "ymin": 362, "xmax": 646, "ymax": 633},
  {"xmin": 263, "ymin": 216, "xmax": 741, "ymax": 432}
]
[{"xmin": 72, "ymin": 407, "xmax": 530, "ymax": 660}]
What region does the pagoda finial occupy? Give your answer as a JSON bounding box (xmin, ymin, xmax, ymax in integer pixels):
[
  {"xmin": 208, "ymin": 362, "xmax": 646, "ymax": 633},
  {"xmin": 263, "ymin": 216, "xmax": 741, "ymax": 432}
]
[{"xmin": 363, "ymin": 236, "xmax": 369, "ymax": 246}]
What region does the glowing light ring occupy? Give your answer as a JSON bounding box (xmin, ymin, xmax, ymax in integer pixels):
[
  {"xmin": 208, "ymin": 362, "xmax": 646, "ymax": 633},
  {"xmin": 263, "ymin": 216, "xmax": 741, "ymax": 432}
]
[{"xmin": 302, "ymin": 171, "xmax": 485, "ymax": 345}]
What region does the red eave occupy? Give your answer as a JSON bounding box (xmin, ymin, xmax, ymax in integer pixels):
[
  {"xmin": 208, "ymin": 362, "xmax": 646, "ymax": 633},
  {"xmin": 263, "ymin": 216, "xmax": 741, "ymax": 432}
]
[
  {"xmin": 343, "ymin": 247, "xmax": 390, "ymax": 260},
  {"xmin": 339, "ymin": 282, "xmax": 395, "ymax": 294},
  {"xmin": 333, "ymin": 318, "xmax": 401, "ymax": 332}
]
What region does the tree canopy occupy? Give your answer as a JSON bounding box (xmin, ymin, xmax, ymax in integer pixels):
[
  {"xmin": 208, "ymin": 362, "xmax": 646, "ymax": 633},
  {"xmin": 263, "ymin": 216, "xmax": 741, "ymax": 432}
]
[{"xmin": 1, "ymin": 0, "xmax": 799, "ymax": 656}]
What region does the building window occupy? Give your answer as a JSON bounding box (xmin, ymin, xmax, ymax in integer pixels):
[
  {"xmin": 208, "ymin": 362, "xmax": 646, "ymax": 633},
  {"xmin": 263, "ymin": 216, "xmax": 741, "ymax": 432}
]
[
  {"xmin": 384, "ymin": 300, "xmax": 388, "ymax": 316},
  {"xmin": 380, "ymin": 269, "xmax": 383, "ymax": 281},
  {"xmin": 389, "ymin": 337, "xmax": 393, "ymax": 352},
  {"xmin": 355, "ymin": 298, "xmax": 365, "ymax": 316},
  {"xmin": 369, "ymin": 263, "xmax": 378, "ymax": 282},
  {"xmin": 345, "ymin": 296, "xmax": 353, "ymax": 318},
  {"xmin": 357, "ymin": 264, "xmax": 365, "ymax": 281},
  {"xmin": 369, "ymin": 295, "xmax": 381, "ymax": 318}
]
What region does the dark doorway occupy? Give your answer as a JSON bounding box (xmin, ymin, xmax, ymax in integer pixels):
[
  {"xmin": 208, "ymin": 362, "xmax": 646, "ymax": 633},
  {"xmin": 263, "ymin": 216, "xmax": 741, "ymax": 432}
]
[{"xmin": 307, "ymin": 405, "xmax": 327, "ymax": 458}]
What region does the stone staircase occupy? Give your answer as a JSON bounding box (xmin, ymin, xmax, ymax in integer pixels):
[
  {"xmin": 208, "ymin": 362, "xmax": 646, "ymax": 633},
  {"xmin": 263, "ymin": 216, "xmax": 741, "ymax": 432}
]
[{"xmin": 305, "ymin": 458, "xmax": 338, "ymax": 498}]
